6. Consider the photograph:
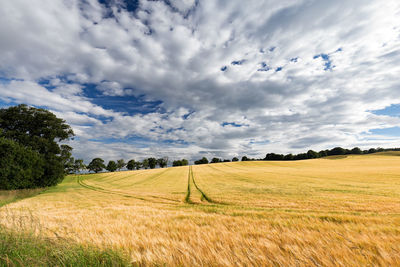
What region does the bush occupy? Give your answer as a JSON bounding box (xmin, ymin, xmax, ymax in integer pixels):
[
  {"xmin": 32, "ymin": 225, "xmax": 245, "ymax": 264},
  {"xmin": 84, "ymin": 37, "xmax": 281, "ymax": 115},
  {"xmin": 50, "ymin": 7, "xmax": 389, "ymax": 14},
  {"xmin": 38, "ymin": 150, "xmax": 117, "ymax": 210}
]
[{"xmin": 0, "ymin": 138, "xmax": 45, "ymax": 190}]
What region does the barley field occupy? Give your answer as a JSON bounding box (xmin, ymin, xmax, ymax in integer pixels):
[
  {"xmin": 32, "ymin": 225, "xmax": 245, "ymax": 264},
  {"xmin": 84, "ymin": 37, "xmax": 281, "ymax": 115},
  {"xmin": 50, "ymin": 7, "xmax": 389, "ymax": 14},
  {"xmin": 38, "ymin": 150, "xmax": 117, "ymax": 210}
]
[{"xmin": 1, "ymin": 153, "xmax": 400, "ymax": 266}]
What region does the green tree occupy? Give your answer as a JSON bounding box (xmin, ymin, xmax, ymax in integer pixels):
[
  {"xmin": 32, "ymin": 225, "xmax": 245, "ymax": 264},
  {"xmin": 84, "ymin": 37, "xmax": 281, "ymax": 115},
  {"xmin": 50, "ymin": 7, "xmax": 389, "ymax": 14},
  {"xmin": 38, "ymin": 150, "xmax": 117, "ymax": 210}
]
[
  {"xmin": 116, "ymin": 159, "xmax": 126, "ymax": 171},
  {"xmin": 0, "ymin": 137, "xmax": 45, "ymax": 190},
  {"xmin": 73, "ymin": 159, "xmax": 86, "ymax": 174},
  {"xmin": 350, "ymin": 147, "xmax": 362, "ymax": 154},
  {"xmin": 211, "ymin": 157, "xmax": 221, "ymax": 163},
  {"xmin": 157, "ymin": 157, "xmax": 168, "ymax": 168},
  {"xmin": 87, "ymin": 158, "xmax": 105, "ymax": 173},
  {"xmin": 106, "ymin": 160, "xmax": 118, "ymax": 172},
  {"xmin": 60, "ymin": 145, "xmax": 74, "ymax": 174},
  {"xmin": 0, "ymin": 104, "xmax": 74, "ymax": 187},
  {"xmin": 148, "ymin": 157, "xmax": 157, "ymax": 169},
  {"xmin": 126, "ymin": 159, "xmax": 136, "ymax": 170},
  {"xmin": 142, "ymin": 159, "xmax": 149, "ymax": 169},
  {"xmin": 194, "ymin": 157, "xmax": 208, "ymax": 165},
  {"xmin": 307, "ymin": 150, "xmax": 319, "ymax": 159},
  {"xmin": 232, "ymin": 157, "xmax": 239, "ymax": 162},
  {"xmin": 241, "ymin": 156, "xmax": 249, "ymax": 161},
  {"xmin": 181, "ymin": 159, "xmax": 189, "ymax": 166}
]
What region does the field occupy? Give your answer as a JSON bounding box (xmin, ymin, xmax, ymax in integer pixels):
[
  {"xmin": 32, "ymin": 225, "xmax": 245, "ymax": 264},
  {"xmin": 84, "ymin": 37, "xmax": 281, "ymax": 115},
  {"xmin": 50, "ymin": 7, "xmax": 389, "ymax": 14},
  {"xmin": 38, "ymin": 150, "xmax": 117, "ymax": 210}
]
[{"xmin": 1, "ymin": 153, "xmax": 400, "ymax": 266}]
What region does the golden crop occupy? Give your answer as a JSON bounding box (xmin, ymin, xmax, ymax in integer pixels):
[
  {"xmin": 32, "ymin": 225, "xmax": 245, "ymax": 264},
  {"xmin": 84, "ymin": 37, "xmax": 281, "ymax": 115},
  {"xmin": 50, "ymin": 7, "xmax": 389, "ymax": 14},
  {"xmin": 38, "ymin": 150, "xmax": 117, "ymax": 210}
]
[{"xmin": 1, "ymin": 153, "xmax": 400, "ymax": 266}]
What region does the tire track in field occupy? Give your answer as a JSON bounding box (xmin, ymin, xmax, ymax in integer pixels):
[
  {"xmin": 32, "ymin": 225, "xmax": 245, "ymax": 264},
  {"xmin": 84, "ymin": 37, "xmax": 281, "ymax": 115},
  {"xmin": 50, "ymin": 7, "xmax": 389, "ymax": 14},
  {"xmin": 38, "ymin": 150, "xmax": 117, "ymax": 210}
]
[
  {"xmin": 77, "ymin": 175, "xmax": 181, "ymax": 204},
  {"xmin": 184, "ymin": 166, "xmax": 192, "ymax": 203},
  {"xmin": 189, "ymin": 166, "xmax": 214, "ymax": 203}
]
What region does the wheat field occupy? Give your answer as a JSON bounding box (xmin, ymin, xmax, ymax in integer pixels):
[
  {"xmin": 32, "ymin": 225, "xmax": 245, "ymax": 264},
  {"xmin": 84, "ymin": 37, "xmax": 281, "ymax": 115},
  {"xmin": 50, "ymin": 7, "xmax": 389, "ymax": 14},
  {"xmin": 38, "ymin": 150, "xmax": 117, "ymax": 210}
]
[{"xmin": 1, "ymin": 153, "xmax": 400, "ymax": 266}]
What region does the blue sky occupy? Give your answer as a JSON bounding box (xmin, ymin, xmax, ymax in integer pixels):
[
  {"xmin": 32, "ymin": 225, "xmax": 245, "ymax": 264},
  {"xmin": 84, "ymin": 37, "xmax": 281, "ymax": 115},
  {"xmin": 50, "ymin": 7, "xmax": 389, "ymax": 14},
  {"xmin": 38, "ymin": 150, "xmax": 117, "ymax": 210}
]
[{"xmin": 1, "ymin": 0, "xmax": 400, "ymax": 162}]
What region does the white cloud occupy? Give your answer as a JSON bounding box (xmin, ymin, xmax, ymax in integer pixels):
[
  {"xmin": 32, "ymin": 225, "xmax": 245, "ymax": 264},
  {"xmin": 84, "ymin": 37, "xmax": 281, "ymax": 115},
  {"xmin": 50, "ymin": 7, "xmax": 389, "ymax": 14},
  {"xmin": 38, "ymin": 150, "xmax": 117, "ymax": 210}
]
[{"xmin": 1, "ymin": 0, "xmax": 400, "ymax": 162}]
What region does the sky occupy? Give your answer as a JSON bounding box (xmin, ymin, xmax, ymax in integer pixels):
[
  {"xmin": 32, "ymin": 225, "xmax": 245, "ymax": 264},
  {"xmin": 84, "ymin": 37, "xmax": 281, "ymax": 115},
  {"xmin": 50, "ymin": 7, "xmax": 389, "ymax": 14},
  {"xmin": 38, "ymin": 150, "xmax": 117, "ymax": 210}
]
[{"xmin": 1, "ymin": 0, "xmax": 400, "ymax": 163}]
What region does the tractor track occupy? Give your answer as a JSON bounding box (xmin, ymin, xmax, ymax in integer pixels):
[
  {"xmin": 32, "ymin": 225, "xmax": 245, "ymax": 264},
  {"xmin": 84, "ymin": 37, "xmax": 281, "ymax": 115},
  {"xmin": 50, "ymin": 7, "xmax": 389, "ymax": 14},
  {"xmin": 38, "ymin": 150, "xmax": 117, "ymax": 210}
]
[{"xmin": 77, "ymin": 175, "xmax": 180, "ymax": 204}]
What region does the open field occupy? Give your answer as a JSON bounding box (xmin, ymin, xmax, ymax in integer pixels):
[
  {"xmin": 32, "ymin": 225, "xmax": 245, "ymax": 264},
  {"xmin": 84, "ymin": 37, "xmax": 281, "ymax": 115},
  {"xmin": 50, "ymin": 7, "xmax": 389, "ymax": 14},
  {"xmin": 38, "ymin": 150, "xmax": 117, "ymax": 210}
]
[{"xmin": 1, "ymin": 153, "xmax": 400, "ymax": 266}]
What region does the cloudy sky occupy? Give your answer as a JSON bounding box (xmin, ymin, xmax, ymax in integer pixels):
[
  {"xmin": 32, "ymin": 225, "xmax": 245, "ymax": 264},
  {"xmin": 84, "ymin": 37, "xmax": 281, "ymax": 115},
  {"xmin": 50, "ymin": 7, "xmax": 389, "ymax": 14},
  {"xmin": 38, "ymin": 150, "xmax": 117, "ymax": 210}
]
[{"xmin": 1, "ymin": 0, "xmax": 400, "ymax": 162}]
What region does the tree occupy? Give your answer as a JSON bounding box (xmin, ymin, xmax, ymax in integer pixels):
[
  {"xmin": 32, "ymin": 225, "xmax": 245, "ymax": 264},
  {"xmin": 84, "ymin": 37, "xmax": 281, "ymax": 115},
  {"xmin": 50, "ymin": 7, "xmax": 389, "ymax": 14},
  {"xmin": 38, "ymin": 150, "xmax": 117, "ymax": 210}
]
[
  {"xmin": 328, "ymin": 147, "xmax": 346, "ymax": 156},
  {"xmin": 127, "ymin": 159, "xmax": 136, "ymax": 170},
  {"xmin": 87, "ymin": 158, "xmax": 105, "ymax": 173},
  {"xmin": 211, "ymin": 158, "xmax": 221, "ymax": 163},
  {"xmin": 142, "ymin": 159, "xmax": 149, "ymax": 169},
  {"xmin": 0, "ymin": 104, "xmax": 74, "ymax": 188},
  {"xmin": 350, "ymin": 147, "xmax": 362, "ymax": 154},
  {"xmin": 223, "ymin": 159, "xmax": 231, "ymax": 162},
  {"xmin": 0, "ymin": 137, "xmax": 45, "ymax": 190},
  {"xmin": 232, "ymin": 157, "xmax": 239, "ymax": 162},
  {"xmin": 241, "ymin": 156, "xmax": 249, "ymax": 161},
  {"xmin": 60, "ymin": 144, "xmax": 74, "ymax": 173},
  {"xmin": 307, "ymin": 150, "xmax": 319, "ymax": 159},
  {"xmin": 106, "ymin": 160, "xmax": 117, "ymax": 172},
  {"xmin": 284, "ymin": 154, "xmax": 294, "ymax": 160},
  {"xmin": 173, "ymin": 159, "xmax": 189, "ymax": 167},
  {"xmin": 116, "ymin": 159, "xmax": 126, "ymax": 171},
  {"xmin": 157, "ymin": 157, "xmax": 168, "ymax": 168},
  {"xmin": 73, "ymin": 159, "xmax": 86, "ymax": 174},
  {"xmin": 194, "ymin": 157, "xmax": 208, "ymax": 165},
  {"xmin": 148, "ymin": 157, "xmax": 157, "ymax": 169},
  {"xmin": 318, "ymin": 150, "xmax": 328, "ymax": 157}
]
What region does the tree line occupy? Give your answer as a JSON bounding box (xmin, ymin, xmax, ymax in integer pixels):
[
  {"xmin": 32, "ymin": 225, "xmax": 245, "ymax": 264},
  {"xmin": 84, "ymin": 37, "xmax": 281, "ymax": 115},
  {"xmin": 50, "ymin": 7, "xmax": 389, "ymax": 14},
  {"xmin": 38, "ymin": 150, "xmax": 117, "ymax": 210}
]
[
  {"xmin": 194, "ymin": 147, "xmax": 399, "ymax": 164},
  {"xmin": 81, "ymin": 157, "xmax": 189, "ymax": 173}
]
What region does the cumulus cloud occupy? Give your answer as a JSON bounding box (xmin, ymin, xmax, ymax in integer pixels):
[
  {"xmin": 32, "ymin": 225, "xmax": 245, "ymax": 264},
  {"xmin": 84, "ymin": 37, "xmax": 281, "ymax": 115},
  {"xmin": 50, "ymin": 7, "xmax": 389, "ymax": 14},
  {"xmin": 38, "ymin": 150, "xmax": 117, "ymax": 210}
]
[{"xmin": 1, "ymin": 0, "xmax": 400, "ymax": 162}]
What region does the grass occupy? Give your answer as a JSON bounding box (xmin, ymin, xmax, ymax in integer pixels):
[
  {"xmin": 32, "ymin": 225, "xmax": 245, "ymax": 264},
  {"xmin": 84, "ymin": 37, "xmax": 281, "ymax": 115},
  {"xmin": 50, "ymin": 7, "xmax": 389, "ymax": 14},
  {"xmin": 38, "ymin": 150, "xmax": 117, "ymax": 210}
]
[
  {"xmin": 0, "ymin": 228, "xmax": 130, "ymax": 267},
  {"xmin": 1, "ymin": 153, "xmax": 400, "ymax": 265},
  {"xmin": 0, "ymin": 188, "xmax": 45, "ymax": 208}
]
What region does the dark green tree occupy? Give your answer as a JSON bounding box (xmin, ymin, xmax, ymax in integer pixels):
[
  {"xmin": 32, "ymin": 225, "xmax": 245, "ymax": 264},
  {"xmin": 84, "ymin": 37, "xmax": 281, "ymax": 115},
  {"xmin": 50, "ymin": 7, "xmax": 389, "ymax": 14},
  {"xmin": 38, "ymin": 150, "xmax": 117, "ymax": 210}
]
[
  {"xmin": 328, "ymin": 147, "xmax": 346, "ymax": 155},
  {"xmin": 142, "ymin": 159, "xmax": 149, "ymax": 169},
  {"xmin": 241, "ymin": 156, "xmax": 249, "ymax": 161},
  {"xmin": 157, "ymin": 157, "xmax": 168, "ymax": 168},
  {"xmin": 307, "ymin": 150, "xmax": 319, "ymax": 159},
  {"xmin": 127, "ymin": 159, "xmax": 136, "ymax": 170},
  {"xmin": 211, "ymin": 158, "xmax": 221, "ymax": 163},
  {"xmin": 148, "ymin": 157, "xmax": 157, "ymax": 169},
  {"xmin": 0, "ymin": 137, "xmax": 45, "ymax": 190},
  {"xmin": 73, "ymin": 159, "xmax": 86, "ymax": 174},
  {"xmin": 232, "ymin": 157, "xmax": 239, "ymax": 162},
  {"xmin": 87, "ymin": 158, "xmax": 105, "ymax": 173},
  {"xmin": 106, "ymin": 160, "xmax": 118, "ymax": 172},
  {"xmin": 116, "ymin": 159, "xmax": 126, "ymax": 171},
  {"xmin": 0, "ymin": 104, "xmax": 74, "ymax": 187},
  {"xmin": 350, "ymin": 147, "xmax": 362, "ymax": 154},
  {"xmin": 194, "ymin": 157, "xmax": 209, "ymax": 165}
]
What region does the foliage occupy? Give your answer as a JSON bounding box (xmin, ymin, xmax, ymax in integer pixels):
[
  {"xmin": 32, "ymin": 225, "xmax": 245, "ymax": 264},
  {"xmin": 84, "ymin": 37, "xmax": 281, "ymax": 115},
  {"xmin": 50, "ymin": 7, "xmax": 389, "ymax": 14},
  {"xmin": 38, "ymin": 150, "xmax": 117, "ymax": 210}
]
[
  {"xmin": 194, "ymin": 157, "xmax": 209, "ymax": 165},
  {"xmin": 210, "ymin": 158, "xmax": 221, "ymax": 163},
  {"xmin": 106, "ymin": 161, "xmax": 118, "ymax": 172},
  {"xmin": 88, "ymin": 158, "xmax": 105, "ymax": 173},
  {"xmin": 126, "ymin": 159, "xmax": 136, "ymax": 170},
  {"xmin": 0, "ymin": 105, "xmax": 74, "ymax": 189},
  {"xmin": 0, "ymin": 138, "xmax": 45, "ymax": 190},
  {"xmin": 232, "ymin": 157, "xmax": 239, "ymax": 162},
  {"xmin": 142, "ymin": 159, "xmax": 149, "ymax": 169},
  {"xmin": 116, "ymin": 159, "xmax": 126, "ymax": 171},
  {"xmin": 241, "ymin": 156, "xmax": 249, "ymax": 161},
  {"xmin": 172, "ymin": 159, "xmax": 188, "ymax": 167},
  {"xmin": 157, "ymin": 157, "xmax": 168, "ymax": 168},
  {"xmin": 73, "ymin": 159, "xmax": 86, "ymax": 174},
  {"xmin": 147, "ymin": 158, "xmax": 157, "ymax": 169}
]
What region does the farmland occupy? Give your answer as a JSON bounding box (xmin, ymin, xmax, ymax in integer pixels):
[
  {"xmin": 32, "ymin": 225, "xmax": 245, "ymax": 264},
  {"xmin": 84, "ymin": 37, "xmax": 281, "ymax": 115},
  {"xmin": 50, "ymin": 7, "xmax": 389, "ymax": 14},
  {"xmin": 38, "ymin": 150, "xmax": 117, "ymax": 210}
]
[{"xmin": 1, "ymin": 153, "xmax": 400, "ymax": 266}]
